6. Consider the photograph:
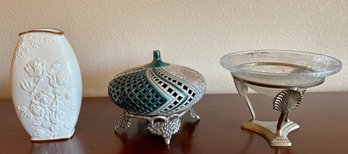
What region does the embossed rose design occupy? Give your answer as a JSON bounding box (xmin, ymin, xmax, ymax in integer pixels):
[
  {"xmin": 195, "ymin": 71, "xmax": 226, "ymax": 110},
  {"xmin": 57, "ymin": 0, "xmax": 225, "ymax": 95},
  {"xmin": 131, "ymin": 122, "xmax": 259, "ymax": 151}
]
[
  {"xmin": 47, "ymin": 120, "xmax": 64, "ymax": 133},
  {"xmin": 34, "ymin": 118, "xmax": 65, "ymax": 134},
  {"xmin": 49, "ymin": 71, "xmax": 70, "ymax": 87},
  {"xmin": 29, "ymin": 101, "xmax": 45, "ymax": 117},
  {"xmin": 50, "ymin": 71, "xmax": 72, "ymax": 98},
  {"xmin": 31, "ymin": 129, "xmax": 54, "ymax": 138},
  {"xmin": 31, "ymin": 129, "xmax": 46, "ymax": 138},
  {"xmin": 30, "ymin": 91, "xmax": 53, "ymax": 116},
  {"xmin": 24, "ymin": 58, "xmax": 46, "ymax": 84},
  {"xmin": 56, "ymin": 71, "xmax": 68, "ymax": 86},
  {"xmin": 15, "ymin": 34, "xmax": 53, "ymax": 62},
  {"xmin": 34, "ymin": 91, "xmax": 53, "ymax": 106},
  {"xmin": 24, "ymin": 34, "xmax": 52, "ymax": 48},
  {"xmin": 18, "ymin": 58, "xmax": 74, "ymax": 139}
]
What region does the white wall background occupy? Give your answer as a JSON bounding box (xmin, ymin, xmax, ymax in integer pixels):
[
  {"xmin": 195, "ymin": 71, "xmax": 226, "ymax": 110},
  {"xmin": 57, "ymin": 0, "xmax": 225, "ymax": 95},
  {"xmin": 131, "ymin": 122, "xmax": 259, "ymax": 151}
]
[{"xmin": 1, "ymin": 0, "xmax": 347, "ymax": 99}]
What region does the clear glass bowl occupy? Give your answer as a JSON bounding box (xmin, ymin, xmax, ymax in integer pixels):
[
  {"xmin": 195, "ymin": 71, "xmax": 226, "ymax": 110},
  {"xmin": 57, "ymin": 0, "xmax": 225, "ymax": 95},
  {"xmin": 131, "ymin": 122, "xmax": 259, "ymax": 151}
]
[{"xmin": 220, "ymin": 49, "xmax": 342, "ymax": 88}]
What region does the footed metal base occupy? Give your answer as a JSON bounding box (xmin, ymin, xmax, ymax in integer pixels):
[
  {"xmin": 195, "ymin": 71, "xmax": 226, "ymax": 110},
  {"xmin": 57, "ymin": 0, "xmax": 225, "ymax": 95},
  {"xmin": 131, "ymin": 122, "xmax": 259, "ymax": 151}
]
[
  {"xmin": 242, "ymin": 120, "xmax": 299, "ymax": 146},
  {"xmin": 115, "ymin": 108, "xmax": 200, "ymax": 145},
  {"xmin": 232, "ymin": 77, "xmax": 307, "ymax": 147}
]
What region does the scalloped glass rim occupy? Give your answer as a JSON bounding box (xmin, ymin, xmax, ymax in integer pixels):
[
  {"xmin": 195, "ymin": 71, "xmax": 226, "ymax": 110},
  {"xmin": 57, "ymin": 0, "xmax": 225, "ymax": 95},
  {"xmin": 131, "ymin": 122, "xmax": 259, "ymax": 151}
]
[{"xmin": 220, "ymin": 49, "xmax": 342, "ymax": 80}]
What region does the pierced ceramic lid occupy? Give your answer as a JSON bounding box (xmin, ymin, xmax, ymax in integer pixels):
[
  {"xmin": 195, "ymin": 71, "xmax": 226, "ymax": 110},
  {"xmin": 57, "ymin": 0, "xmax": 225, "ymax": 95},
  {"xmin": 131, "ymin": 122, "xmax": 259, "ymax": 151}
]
[{"xmin": 108, "ymin": 50, "xmax": 206, "ymax": 116}]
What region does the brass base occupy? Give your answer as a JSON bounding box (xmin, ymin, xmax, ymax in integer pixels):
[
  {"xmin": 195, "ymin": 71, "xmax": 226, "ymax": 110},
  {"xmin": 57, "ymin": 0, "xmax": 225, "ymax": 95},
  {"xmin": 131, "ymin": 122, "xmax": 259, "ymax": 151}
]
[{"xmin": 242, "ymin": 120, "xmax": 299, "ymax": 146}]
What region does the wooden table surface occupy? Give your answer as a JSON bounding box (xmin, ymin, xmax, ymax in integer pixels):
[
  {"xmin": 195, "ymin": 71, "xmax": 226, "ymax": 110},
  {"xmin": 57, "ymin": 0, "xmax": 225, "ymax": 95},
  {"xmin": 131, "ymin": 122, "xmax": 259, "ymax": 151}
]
[{"xmin": 1, "ymin": 92, "xmax": 347, "ymax": 154}]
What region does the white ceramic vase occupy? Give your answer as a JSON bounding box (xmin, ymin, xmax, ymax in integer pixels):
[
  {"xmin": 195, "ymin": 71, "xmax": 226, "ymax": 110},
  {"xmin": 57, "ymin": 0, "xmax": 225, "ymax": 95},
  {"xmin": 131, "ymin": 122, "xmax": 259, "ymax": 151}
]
[{"xmin": 10, "ymin": 28, "xmax": 82, "ymax": 141}]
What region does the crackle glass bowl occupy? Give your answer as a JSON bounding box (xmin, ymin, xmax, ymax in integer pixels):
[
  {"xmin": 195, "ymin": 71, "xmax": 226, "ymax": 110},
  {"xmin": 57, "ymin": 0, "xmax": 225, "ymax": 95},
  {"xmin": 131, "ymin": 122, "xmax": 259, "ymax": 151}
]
[{"xmin": 220, "ymin": 49, "xmax": 342, "ymax": 95}]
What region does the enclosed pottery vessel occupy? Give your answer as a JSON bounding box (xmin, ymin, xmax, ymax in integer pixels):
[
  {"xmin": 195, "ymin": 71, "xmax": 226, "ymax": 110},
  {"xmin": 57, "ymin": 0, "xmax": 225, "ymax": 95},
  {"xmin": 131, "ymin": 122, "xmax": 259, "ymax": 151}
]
[
  {"xmin": 10, "ymin": 28, "xmax": 82, "ymax": 141},
  {"xmin": 108, "ymin": 50, "xmax": 206, "ymax": 116}
]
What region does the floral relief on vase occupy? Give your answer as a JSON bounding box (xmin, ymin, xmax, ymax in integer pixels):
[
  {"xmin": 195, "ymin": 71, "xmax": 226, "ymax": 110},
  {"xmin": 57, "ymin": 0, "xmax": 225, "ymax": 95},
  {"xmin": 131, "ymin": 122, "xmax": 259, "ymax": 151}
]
[
  {"xmin": 17, "ymin": 58, "xmax": 76, "ymax": 139},
  {"xmin": 14, "ymin": 33, "xmax": 54, "ymax": 62}
]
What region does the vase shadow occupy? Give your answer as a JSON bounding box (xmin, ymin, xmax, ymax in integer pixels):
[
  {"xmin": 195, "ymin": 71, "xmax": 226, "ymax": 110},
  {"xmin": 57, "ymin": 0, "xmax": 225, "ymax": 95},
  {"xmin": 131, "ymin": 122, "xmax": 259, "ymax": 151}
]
[{"xmin": 30, "ymin": 135, "xmax": 84, "ymax": 154}]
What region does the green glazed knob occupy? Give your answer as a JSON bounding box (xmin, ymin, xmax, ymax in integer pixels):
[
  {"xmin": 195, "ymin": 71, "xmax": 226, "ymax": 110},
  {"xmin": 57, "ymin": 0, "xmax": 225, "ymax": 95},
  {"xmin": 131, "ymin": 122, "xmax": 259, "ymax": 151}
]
[{"xmin": 146, "ymin": 50, "xmax": 169, "ymax": 67}]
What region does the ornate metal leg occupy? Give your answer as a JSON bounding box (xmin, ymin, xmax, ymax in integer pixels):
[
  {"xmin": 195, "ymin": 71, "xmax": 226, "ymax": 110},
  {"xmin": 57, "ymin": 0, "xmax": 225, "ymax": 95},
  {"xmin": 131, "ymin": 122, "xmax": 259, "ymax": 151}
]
[
  {"xmin": 115, "ymin": 108, "xmax": 196, "ymax": 145},
  {"xmin": 147, "ymin": 116, "xmax": 181, "ymax": 145},
  {"xmin": 284, "ymin": 113, "xmax": 290, "ymax": 122},
  {"xmin": 234, "ymin": 76, "xmax": 305, "ymax": 146},
  {"xmin": 189, "ymin": 108, "xmax": 200, "ymax": 120},
  {"xmin": 115, "ymin": 111, "xmax": 131, "ymax": 131},
  {"xmin": 272, "ymin": 89, "xmax": 303, "ymax": 144},
  {"xmin": 234, "ymin": 77, "xmax": 256, "ymax": 120},
  {"xmin": 283, "ymin": 89, "xmax": 305, "ymax": 123},
  {"xmin": 240, "ymin": 89, "xmax": 304, "ymax": 146}
]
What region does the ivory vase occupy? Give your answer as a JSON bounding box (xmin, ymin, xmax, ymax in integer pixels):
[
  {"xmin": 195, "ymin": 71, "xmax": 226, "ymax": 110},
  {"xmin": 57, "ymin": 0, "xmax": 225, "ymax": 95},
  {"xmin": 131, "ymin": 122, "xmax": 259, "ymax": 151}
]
[{"xmin": 10, "ymin": 28, "xmax": 82, "ymax": 141}]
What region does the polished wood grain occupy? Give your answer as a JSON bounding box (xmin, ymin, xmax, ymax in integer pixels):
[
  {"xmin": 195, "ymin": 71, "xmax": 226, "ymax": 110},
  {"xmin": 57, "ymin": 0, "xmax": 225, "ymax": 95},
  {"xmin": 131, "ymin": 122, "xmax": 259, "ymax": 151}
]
[{"xmin": 1, "ymin": 92, "xmax": 347, "ymax": 154}]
